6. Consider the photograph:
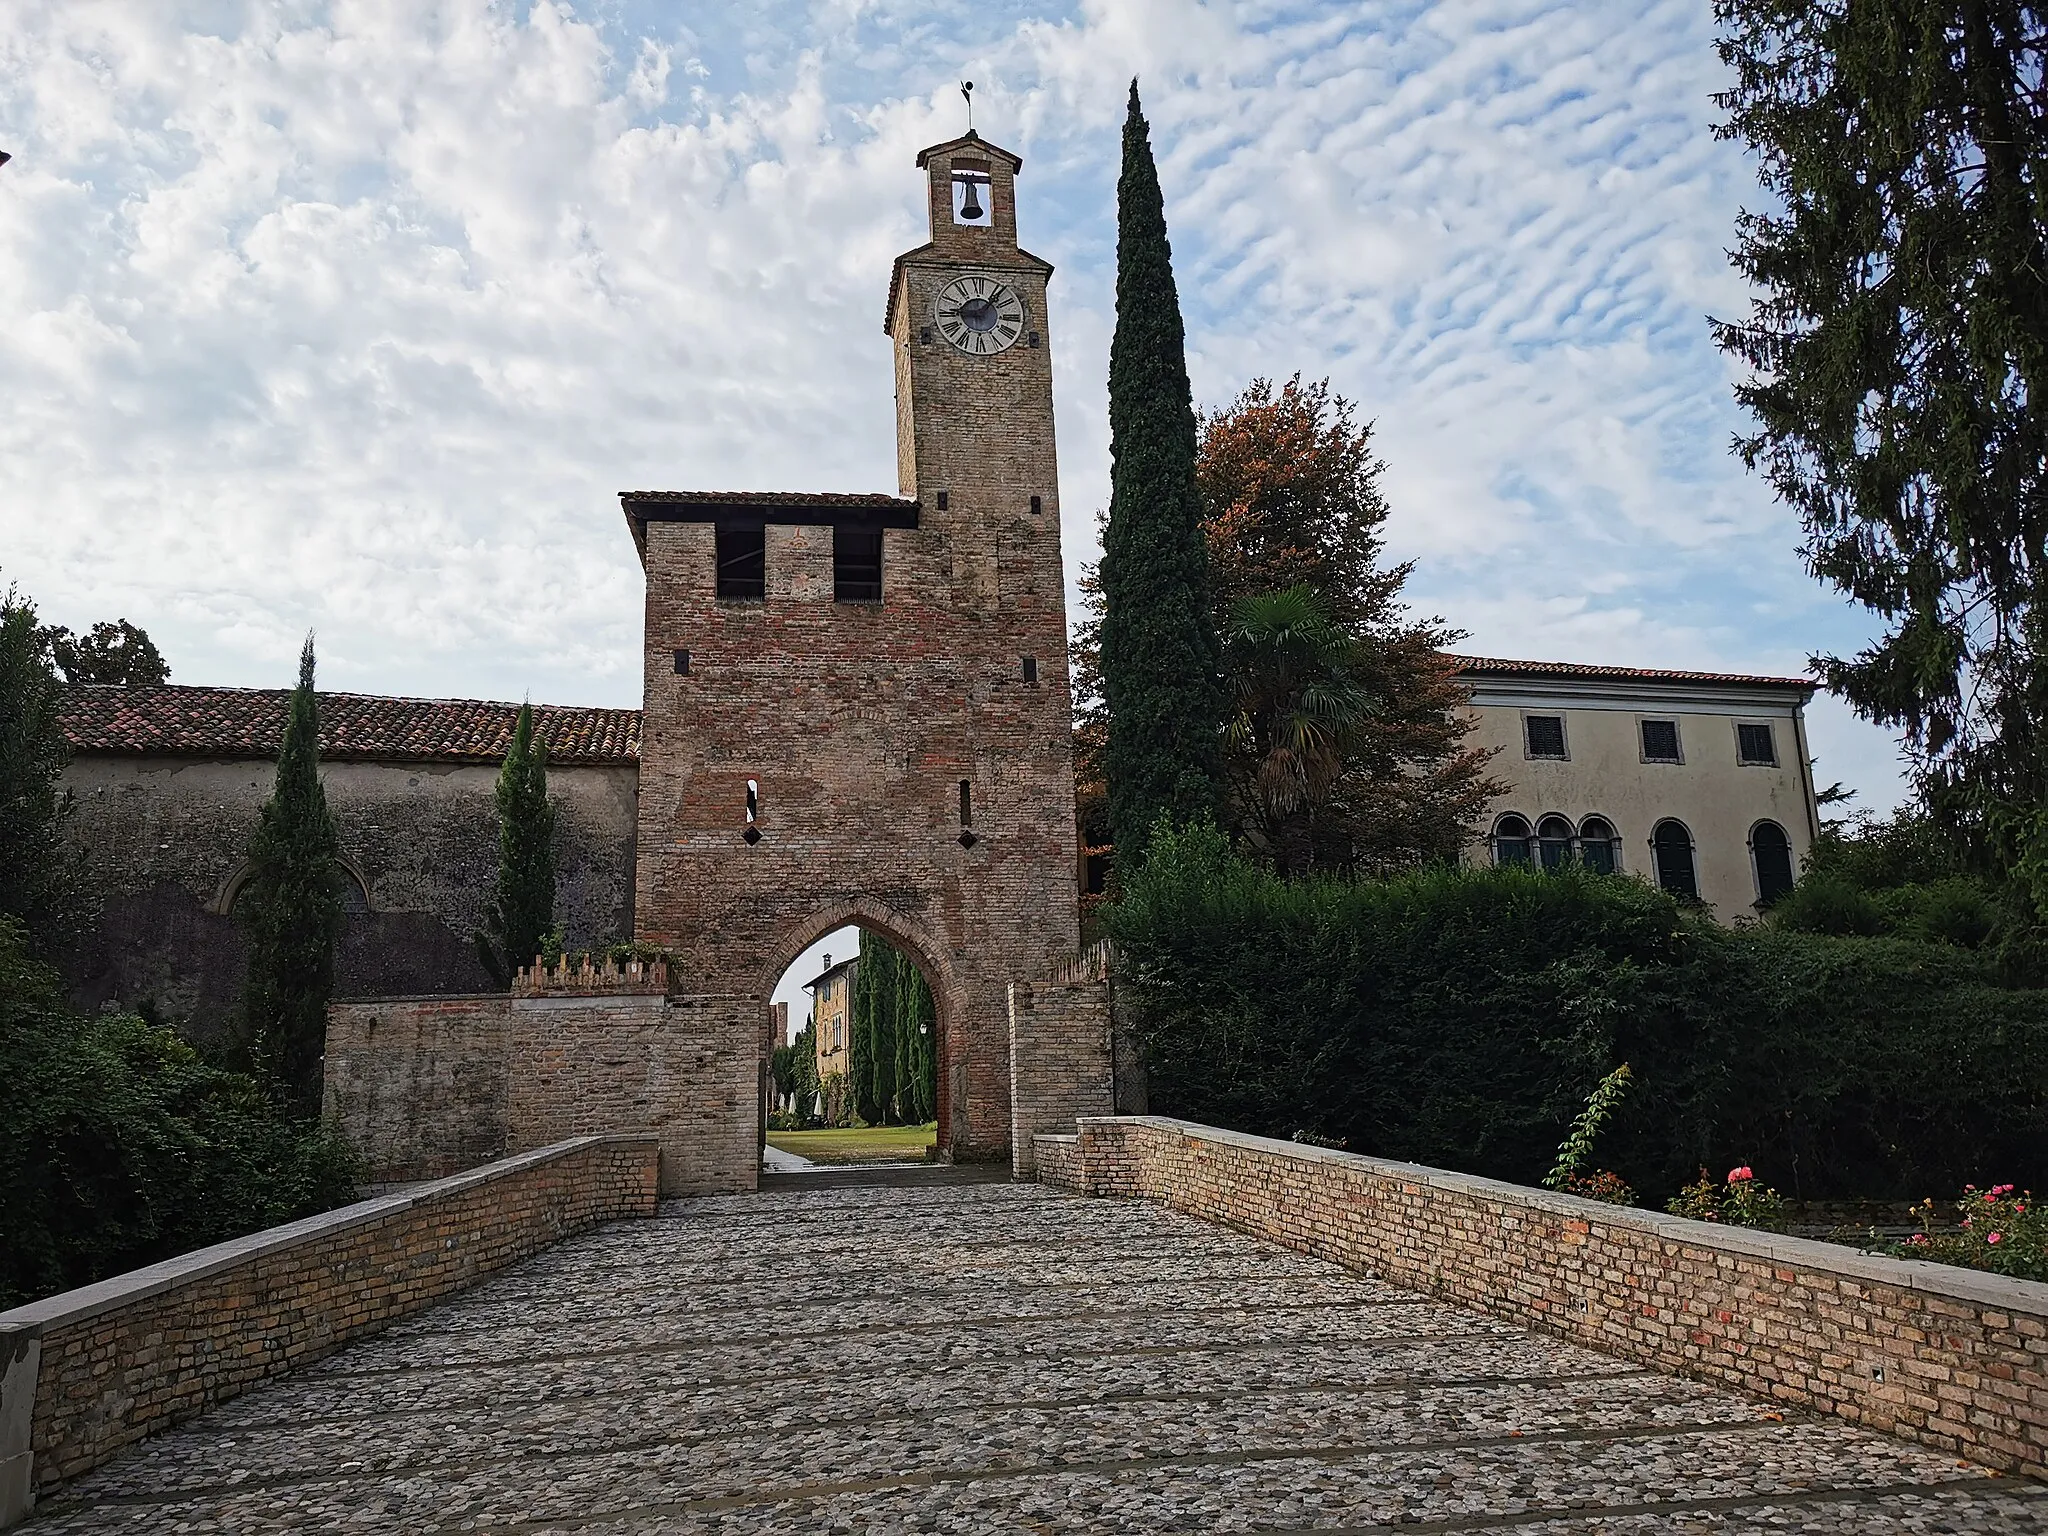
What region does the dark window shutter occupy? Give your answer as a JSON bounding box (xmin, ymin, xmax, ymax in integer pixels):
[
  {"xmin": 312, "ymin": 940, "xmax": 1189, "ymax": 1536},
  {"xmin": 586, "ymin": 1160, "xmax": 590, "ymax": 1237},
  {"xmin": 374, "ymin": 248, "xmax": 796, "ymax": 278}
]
[
  {"xmin": 1752, "ymin": 821, "xmax": 1794, "ymax": 904},
  {"xmin": 1737, "ymin": 722, "xmax": 1776, "ymax": 764},
  {"xmin": 1653, "ymin": 821, "xmax": 1697, "ymax": 899},
  {"xmin": 1640, "ymin": 719, "xmax": 1680, "ymax": 762},
  {"xmin": 1524, "ymin": 715, "xmax": 1567, "ymax": 758}
]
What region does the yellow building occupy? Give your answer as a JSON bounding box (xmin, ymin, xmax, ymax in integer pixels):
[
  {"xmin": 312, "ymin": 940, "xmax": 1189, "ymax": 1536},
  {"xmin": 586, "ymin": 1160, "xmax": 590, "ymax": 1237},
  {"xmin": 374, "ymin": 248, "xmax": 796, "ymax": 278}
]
[
  {"xmin": 805, "ymin": 954, "xmax": 857, "ymax": 1084},
  {"xmin": 1452, "ymin": 658, "xmax": 1819, "ymax": 919}
]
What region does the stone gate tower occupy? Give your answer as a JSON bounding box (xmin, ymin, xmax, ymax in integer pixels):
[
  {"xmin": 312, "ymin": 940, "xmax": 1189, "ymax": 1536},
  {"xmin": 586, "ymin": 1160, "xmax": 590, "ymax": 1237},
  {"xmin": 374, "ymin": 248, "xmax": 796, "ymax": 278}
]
[{"xmin": 623, "ymin": 131, "xmax": 1080, "ymax": 1164}]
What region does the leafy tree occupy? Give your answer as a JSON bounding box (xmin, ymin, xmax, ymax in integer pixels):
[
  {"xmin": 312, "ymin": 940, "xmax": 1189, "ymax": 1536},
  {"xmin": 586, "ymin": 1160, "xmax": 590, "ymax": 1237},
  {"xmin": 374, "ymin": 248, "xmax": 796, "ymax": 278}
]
[
  {"xmin": 0, "ymin": 915, "xmax": 356, "ymax": 1308},
  {"xmin": 0, "ymin": 583, "xmax": 83, "ymax": 956},
  {"xmin": 1712, "ymin": 0, "xmax": 2048, "ymax": 903},
  {"xmin": 239, "ymin": 636, "xmax": 345, "ymax": 1112},
  {"xmin": 1077, "ymin": 377, "xmax": 1501, "ymax": 877},
  {"xmin": 474, "ymin": 704, "xmax": 558, "ymax": 987},
  {"xmin": 1097, "ymin": 79, "xmax": 1225, "ymax": 863},
  {"xmin": 45, "ymin": 619, "xmax": 170, "ymax": 687}
]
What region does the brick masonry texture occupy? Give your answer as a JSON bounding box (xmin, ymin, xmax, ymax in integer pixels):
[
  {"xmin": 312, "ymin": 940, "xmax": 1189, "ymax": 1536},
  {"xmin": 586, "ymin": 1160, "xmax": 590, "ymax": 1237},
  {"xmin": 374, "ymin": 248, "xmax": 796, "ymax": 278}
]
[
  {"xmin": 1007, "ymin": 942, "xmax": 1113, "ymax": 1176},
  {"xmin": 628, "ymin": 135, "xmax": 1079, "ymax": 1165},
  {"xmin": 1040, "ymin": 1115, "xmax": 2048, "ymax": 1478},
  {"xmin": 327, "ymin": 994, "xmax": 759, "ymax": 1196},
  {"xmin": 18, "ymin": 1178, "xmax": 2048, "ymax": 1532},
  {"xmin": 0, "ymin": 1134, "xmax": 657, "ymax": 1525}
]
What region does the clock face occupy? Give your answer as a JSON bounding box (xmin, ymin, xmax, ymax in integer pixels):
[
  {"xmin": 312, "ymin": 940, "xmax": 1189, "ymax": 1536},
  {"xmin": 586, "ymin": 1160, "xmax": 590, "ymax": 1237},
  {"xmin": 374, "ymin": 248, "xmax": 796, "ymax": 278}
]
[{"xmin": 933, "ymin": 275, "xmax": 1025, "ymax": 356}]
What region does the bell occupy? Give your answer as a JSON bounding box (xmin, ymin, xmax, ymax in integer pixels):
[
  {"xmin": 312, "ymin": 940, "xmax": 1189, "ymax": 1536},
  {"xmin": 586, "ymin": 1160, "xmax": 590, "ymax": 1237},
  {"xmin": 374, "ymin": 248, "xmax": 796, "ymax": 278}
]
[{"xmin": 958, "ymin": 178, "xmax": 985, "ymax": 221}]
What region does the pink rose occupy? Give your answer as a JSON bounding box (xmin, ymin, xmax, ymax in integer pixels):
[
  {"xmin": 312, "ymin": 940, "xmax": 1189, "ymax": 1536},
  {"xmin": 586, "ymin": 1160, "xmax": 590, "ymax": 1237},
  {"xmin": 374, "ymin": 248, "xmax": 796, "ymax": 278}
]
[
  {"xmin": 1989, "ymin": 1232, "xmax": 2004, "ymax": 1244},
  {"xmin": 1727, "ymin": 1166, "xmax": 1754, "ymax": 1184}
]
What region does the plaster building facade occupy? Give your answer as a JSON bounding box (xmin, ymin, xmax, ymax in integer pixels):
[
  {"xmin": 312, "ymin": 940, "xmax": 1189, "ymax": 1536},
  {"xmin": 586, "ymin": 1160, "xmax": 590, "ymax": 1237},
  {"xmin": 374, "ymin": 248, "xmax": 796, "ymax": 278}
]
[
  {"xmin": 1452, "ymin": 658, "xmax": 1820, "ymax": 918},
  {"xmin": 55, "ymin": 685, "xmax": 639, "ymax": 1043},
  {"xmin": 806, "ymin": 955, "xmax": 855, "ymax": 1085}
]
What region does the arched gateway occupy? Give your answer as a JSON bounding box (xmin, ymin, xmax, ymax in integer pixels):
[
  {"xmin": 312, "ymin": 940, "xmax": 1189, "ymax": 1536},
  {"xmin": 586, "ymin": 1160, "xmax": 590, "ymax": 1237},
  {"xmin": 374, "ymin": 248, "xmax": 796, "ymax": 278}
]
[{"xmin": 324, "ymin": 131, "xmax": 1111, "ymax": 1193}]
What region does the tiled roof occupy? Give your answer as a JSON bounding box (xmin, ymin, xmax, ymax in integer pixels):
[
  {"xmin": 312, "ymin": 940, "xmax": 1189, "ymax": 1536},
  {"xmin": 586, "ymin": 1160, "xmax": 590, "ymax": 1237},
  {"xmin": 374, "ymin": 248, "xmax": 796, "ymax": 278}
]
[
  {"xmin": 60, "ymin": 685, "xmax": 641, "ymax": 765},
  {"xmin": 618, "ymin": 491, "xmax": 916, "ymax": 509},
  {"xmin": 1449, "ymin": 656, "xmax": 1816, "ymax": 692}
]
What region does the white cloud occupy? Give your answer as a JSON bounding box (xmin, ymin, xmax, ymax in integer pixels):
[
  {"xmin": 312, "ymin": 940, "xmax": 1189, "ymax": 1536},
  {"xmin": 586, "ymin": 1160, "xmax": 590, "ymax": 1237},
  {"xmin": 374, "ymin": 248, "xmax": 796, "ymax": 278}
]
[{"xmin": 0, "ymin": 0, "xmax": 1911, "ymax": 807}]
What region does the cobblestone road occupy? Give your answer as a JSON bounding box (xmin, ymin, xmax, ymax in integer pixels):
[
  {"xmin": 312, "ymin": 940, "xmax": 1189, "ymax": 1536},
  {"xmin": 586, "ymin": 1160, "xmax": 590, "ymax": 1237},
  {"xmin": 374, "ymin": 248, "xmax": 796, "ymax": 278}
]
[{"xmin": 28, "ymin": 1179, "xmax": 2048, "ymax": 1533}]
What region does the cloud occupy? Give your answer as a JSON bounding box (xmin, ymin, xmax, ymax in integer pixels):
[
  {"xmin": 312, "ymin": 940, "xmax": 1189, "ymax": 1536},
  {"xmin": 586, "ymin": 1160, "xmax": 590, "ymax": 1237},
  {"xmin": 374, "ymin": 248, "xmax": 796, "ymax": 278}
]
[{"xmin": 0, "ymin": 0, "xmax": 1909, "ymax": 807}]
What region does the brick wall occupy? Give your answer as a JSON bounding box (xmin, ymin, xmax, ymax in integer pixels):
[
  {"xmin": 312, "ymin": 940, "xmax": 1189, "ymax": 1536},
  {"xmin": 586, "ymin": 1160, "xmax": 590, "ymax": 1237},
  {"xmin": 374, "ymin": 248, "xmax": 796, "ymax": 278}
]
[
  {"xmin": 326, "ymin": 992, "xmax": 760, "ymax": 1196},
  {"xmin": 0, "ymin": 1135, "xmax": 657, "ymax": 1525},
  {"xmin": 628, "ymin": 134, "xmax": 1079, "ymax": 1165},
  {"xmin": 1041, "ymin": 1116, "xmax": 2048, "ymax": 1477},
  {"xmin": 1007, "ymin": 948, "xmax": 1113, "ymax": 1175},
  {"xmin": 325, "ymin": 994, "xmax": 509, "ymax": 1181}
]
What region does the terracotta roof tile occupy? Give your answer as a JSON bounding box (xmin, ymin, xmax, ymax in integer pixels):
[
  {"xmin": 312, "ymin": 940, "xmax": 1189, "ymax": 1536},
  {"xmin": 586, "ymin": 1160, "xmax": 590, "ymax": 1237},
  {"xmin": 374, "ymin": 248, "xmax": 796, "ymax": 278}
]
[
  {"xmin": 1448, "ymin": 655, "xmax": 1816, "ymax": 692},
  {"xmin": 618, "ymin": 491, "xmax": 916, "ymax": 509},
  {"xmin": 60, "ymin": 685, "xmax": 641, "ymax": 765}
]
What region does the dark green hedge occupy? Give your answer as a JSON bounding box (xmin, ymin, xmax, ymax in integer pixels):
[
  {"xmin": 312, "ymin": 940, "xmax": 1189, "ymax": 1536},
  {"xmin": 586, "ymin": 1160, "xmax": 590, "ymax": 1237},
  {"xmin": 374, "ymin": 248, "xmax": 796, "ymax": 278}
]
[
  {"xmin": 0, "ymin": 919, "xmax": 358, "ymax": 1308},
  {"xmin": 1106, "ymin": 824, "xmax": 2048, "ymax": 1200}
]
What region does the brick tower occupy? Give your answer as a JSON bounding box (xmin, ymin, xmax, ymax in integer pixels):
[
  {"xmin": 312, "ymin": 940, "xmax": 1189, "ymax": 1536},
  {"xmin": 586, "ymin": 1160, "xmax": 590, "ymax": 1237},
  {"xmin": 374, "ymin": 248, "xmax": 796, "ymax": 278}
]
[{"xmin": 623, "ymin": 130, "xmax": 1079, "ymax": 1165}]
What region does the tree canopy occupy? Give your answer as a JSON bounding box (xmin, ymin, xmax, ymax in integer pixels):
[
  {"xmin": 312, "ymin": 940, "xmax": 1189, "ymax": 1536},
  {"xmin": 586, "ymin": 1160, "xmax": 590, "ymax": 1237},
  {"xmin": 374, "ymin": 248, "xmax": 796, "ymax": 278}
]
[{"xmin": 1713, "ymin": 0, "xmax": 2048, "ymax": 904}]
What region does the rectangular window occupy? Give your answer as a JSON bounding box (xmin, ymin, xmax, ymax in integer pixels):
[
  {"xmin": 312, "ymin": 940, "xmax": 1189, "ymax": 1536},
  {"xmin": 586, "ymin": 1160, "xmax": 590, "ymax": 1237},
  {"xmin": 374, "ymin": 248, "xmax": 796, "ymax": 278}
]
[
  {"xmin": 1523, "ymin": 714, "xmax": 1567, "ymax": 760},
  {"xmin": 672, "ymin": 649, "xmax": 690, "ymax": 676},
  {"xmin": 1640, "ymin": 719, "xmax": 1681, "ymax": 763},
  {"xmin": 714, "ymin": 527, "xmax": 765, "ymax": 599},
  {"xmin": 1737, "ymin": 722, "xmax": 1777, "ymax": 765},
  {"xmin": 1022, "ymin": 656, "xmax": 1038, "ymax": 684},
  {"xmin": 834, "ymin": 525, "xmax": 884, "ymax": 602}
]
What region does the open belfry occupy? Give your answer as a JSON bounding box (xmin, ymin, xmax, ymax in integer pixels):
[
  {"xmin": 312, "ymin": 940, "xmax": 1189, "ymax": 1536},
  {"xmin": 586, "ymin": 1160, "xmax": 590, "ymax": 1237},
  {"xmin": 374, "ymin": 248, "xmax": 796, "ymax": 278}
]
[
  {"xmin": 625, "ymin": 131, "xmax": 1080, "ymax": 1163},
  {"xmin": 320, "ymin": 132, "xmax": 1112, "ymax": 1191}
]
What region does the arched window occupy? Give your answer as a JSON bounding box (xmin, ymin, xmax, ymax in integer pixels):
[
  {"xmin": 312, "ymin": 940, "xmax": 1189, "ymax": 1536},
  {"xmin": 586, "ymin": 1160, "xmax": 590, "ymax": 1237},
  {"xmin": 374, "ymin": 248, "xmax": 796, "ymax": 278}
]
[
  {"xmin": 1578, "ymin": 816, "xmax": 1620, "ymax": 876},
  {"xmin": 1536, "ymin": 815, "xmax": 1575, "ymax": 872},
  {"xmin": 1651, "ymin": 819, "xmax": 1698, "ymax": 899},
  {"xmin": 1751, "ymin": 820, "xmax": 1795, "ymax": 905},
  {"xmin": 1491, "ymin": 814, "xmax": 1533, "ymax": 867}
]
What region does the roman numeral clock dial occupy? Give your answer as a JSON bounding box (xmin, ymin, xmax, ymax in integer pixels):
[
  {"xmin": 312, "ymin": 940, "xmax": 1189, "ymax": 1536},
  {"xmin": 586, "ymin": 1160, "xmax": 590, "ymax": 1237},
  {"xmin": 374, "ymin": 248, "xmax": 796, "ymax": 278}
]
[{"xmin": 933, "ymin": 275, "xmax": 1025, "ymax": 356}]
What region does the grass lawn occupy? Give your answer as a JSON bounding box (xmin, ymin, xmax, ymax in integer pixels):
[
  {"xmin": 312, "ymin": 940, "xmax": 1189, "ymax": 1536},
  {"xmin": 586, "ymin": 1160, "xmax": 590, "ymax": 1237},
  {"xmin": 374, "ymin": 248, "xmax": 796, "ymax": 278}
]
[{"xmin": 766, "ymin": 1124, "xmax": 937, "ymax": 1166}]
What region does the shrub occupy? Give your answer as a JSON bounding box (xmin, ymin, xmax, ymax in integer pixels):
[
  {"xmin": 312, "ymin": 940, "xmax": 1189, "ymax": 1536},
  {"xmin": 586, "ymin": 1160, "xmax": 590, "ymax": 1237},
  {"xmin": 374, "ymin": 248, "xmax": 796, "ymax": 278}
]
[
  {"xmin": 1665, "ymin": 1166, "xmax": 1788, "ymax": 1231},
  {"xmin": 1884, "ymin": 1185, "xmax": 2048, "ymax": 1282},
  {"xmin": 1107, "ymin": 824, "xmax": 2048, "ymax": 1201},
  {"xmin": 0, "ymin": 918, "xmax": 358, "ymax": 1308}
]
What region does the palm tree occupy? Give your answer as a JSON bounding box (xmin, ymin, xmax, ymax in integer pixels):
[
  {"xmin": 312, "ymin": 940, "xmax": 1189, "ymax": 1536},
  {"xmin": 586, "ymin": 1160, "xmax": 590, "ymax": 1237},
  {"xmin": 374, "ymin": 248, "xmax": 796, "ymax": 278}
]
[{"xmin": 1222, "ymin": 586, "xmax": 1378, "ymax": 876}]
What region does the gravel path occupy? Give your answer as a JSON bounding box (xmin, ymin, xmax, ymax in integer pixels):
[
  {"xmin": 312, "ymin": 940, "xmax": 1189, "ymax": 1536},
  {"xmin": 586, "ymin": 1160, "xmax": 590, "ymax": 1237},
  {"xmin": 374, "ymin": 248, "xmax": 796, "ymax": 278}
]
[{"xmin": 26, "ymin": 1179, "xmax": 2048, "ymax": 1533}]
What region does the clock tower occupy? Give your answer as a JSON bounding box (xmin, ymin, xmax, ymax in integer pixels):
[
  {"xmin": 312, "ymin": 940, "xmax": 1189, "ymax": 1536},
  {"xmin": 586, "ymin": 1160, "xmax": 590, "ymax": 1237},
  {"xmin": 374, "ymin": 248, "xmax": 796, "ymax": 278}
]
[
  {"xmin": 622, "ymin": 130, "xmax": 1083, "ymax": 1182},
  {"xmin": 885, "ymin": 133, "xmax": 1064, "ymax": 623}
]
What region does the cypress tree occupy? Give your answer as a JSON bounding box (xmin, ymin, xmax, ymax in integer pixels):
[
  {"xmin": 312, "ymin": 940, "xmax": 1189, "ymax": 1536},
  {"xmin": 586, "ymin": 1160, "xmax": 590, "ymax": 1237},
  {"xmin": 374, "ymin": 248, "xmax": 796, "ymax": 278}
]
[
  {"xmin": 1097, "ymin": 79, "xmax": 1224, "ymax": 864},
  {"xmin": 240, "ymin": 635, "xmax": 345, "ymax": 1112},
  {"xmin": 475, "ymin": 704, "xmax": 557, "ymax": 985}
]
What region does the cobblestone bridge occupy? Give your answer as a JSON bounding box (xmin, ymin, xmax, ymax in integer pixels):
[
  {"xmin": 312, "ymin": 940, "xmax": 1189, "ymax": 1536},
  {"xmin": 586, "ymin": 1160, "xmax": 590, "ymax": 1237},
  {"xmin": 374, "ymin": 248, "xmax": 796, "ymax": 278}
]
[{"xmin": 27, "ymin": 1178, "xmax": 2048, "ymax": 1533}]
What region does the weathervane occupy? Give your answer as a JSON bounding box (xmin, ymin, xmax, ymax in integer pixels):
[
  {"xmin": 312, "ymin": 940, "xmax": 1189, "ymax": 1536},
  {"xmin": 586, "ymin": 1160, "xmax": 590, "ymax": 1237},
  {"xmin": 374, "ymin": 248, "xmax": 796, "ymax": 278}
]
[{"xmin": 961, "ymin": 80, "xmax": 975, "ymax": 134}]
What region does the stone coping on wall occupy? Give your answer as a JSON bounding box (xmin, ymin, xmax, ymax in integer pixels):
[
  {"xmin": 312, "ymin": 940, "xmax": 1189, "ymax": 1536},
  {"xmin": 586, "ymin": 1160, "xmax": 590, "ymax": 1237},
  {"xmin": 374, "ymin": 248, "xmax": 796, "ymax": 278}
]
[
  {"xmin": 1040, "ymin": 1116, "xmax": 2048, "ymax": 1476},
  {"xmin": 0, "ymin": 1133, "xmax": 659, "ymax": 1527}
]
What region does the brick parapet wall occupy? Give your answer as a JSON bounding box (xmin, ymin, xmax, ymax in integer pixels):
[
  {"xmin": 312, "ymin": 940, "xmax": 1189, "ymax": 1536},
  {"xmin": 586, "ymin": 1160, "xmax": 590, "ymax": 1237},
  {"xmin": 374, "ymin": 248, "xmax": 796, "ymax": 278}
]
[
  {"xmin": 1007, "ymin": 974, "xmax": 1113, "ymax": 1177},
  {"xmin": 326, "ymin": 992, "xmax": 760, "ymax": 1197},
  {"xmin": 1047, "ymin": 1116, "xmax": 2048, "ymax": 1477},
  {"xmin": 0, "ymin": 1135, "xmax": 657, "ymax": 1526}
]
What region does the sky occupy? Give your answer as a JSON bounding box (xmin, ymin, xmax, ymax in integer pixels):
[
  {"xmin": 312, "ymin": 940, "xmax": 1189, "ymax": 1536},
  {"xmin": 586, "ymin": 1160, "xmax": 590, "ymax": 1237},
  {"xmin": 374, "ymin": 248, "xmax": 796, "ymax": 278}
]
[{"xmin": 3, "ymin": 1, "xmax": 1916, "ymax": 1017}]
